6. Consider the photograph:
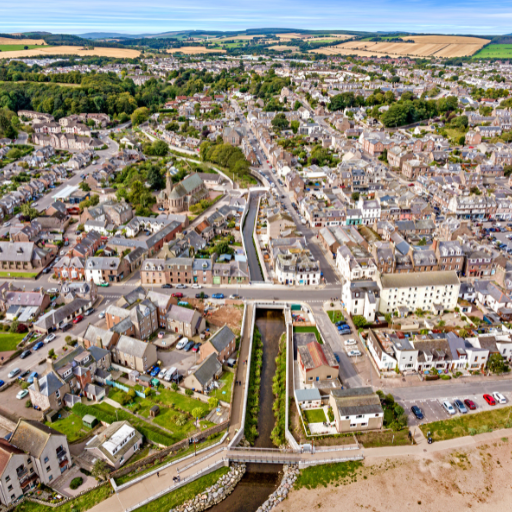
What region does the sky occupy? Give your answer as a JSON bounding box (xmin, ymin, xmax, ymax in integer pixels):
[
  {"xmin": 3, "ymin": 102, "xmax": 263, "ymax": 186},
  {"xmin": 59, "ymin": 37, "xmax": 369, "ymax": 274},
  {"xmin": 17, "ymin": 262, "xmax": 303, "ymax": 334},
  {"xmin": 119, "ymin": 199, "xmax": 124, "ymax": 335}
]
[{"xmin": 2, "ymin": 0, "xmax": 512, "ymax": 36}]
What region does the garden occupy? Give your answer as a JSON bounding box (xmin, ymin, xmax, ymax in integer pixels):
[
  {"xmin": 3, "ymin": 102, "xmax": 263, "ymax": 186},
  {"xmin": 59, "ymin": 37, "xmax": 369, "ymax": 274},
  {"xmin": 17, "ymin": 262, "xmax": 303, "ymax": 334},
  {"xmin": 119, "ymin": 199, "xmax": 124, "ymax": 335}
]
[
  {"xmin": 0, "ymin": 332, "xmax": 26, "ymax": 352},
  {"xmin": 327, "ymin": 310, "xmax": 345, "ymax": 324},
  {"xmin": 293, "ymin": 325, "xmax": 323, "ymax": 344}
]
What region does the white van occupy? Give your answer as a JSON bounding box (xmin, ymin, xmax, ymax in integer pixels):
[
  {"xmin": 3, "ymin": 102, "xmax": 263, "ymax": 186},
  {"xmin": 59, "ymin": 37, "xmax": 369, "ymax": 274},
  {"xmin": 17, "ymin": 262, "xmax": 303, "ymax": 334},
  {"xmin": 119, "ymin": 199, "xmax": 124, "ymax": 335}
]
[
  {"xmin": 176, "ymin": 338, "xmax": 188, "ymax": 350},
  {"xmin": 164, "ymin": 367, "xmax": 177, "ymax": 382}
]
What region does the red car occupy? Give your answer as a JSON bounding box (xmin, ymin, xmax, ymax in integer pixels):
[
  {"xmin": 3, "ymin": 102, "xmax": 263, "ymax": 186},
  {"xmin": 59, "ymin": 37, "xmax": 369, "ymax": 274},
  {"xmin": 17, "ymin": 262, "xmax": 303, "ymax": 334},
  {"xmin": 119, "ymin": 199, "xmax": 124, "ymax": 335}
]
[
  {"xmin": 483, "ymin": 394, "xmax": 496, "ymax": 406},
  {"xmin": 172, "ymin": 292, "xmax": 184, "ymax": 298},
  {"xmin": 464, "ymin": 399, "xmax": 476, "ymax": 410},
  {"xmin": 73, "ymin": 315, "xmax": 83, "ymax": 324}
]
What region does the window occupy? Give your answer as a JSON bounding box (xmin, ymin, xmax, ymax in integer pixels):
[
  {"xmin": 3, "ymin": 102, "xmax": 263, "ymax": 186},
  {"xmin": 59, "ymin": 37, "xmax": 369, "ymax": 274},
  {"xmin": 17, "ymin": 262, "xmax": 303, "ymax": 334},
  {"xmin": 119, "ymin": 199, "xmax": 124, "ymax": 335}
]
[
  {"xmin": 46, "ymin": 466, "xmax": 51, "ymax": 472},
  {"xmin": 10, "ymin": 495, "xmax": 15, "ymax": 501},
  {"xmin": 7, "ymin": 484, "xmax": 12, "ymax": 491},
  {"xmin": 49, "ymin": 475, "xmax": 53, "ymax": 482},
  {"xmin": 350, "ymin": 423, "xmax": 357, "ymax": 428},
  {"xmin": 44, "ymin": 457, "xmax": 49, "ymax": 464},
  {"xmin": 5, "ymin": 476, "xmax": 10, "ymax": 482}
]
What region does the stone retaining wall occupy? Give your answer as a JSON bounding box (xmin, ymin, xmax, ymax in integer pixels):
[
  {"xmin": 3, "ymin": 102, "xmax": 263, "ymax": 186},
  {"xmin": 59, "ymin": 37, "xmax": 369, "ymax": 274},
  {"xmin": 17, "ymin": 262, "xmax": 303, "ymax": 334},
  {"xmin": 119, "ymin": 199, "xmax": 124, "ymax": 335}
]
[
  {"xmin": 256, "ymin": 464, "xmax": 299, "ymax": 512},
  {"xmin": 169, "ymin": 463, "xmax": 246, "ymax": 512}
]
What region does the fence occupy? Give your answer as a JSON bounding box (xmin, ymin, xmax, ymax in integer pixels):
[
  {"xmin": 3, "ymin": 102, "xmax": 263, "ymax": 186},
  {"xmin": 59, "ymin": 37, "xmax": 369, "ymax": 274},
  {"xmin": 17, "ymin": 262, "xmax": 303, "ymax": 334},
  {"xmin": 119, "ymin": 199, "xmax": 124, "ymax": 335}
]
[
  {"xmin": 284, "ymin": 307, "xmax": 300, "ymax": 451},
  {"xmin": 298, "ymin": 454, "xmax": 364, "ymax": 469},
  {"xmin": 125, "ymin": 458, "xmax": 230, "ymax": 512},
  {"xmin": 105, "ymin": 379, "xmax": 147, "ymax": 399}
]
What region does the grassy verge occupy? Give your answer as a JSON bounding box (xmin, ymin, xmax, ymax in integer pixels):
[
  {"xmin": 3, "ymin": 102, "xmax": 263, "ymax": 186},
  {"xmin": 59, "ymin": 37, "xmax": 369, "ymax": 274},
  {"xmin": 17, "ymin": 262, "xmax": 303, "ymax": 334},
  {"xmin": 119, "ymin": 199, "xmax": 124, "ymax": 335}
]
[
  {"xmin": 133, "ymin": 467, "xmax": 229, "ymax": 512},
  {"xmin": 244, "ymin": 326, "xmax": 263, "ymax": 445},
  {"xmin": 45, "ymin": 413, "xmax": 88, "ymax": 443},
  {"xmin": 209, "ymin": 371, "xmax": 234, "ymax": 403},
  {"xmin": 0, "ymin": 332, "xmax": 25, "ymax": 352},
  {"xmin": 13, "ymin": 483, "xmax": 111, "ymax": 512},
  {"xmin": 0, "ymin": 272, "xmax": 39, "ymax": 278},
  {"xmin": 115, "ymin": 431, "xmax": 225, "ymax": 486},
  {"xmin": 327, "ymin": 310, "xmax": 345, "ymax": 324},
  {"xmin": 419, "ymin": 406, "xmax": 512, "ymax": 441},
  {"xmin": 293, "ymin": 326, "xmax": 323, "ymax": 344},
  {"xmin": 294, "ymin": 460, "xmax": 363, "ymax": 490},
  {"xmin": 357, "ymin": 429, "xmax": 411, "ymax": 447},
  {"xmin": 271, "ymin": 333, "xmax": 287, "ymax": 447},
  {"xmin": 304, "ymin": 408, "xmax": 327, "ymax": 424}
]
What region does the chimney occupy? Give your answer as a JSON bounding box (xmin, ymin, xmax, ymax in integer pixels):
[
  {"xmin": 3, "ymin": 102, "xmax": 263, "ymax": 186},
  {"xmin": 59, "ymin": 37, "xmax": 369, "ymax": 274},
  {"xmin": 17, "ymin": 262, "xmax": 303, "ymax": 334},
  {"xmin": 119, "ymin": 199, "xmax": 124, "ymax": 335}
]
[
  {"xmin": 96, "ymin": 335, "xmax": 103, "ymax": 349},
  {"xmin": 431, "ymin": 239, "xmax": 438, "ymax": 252},
  {"xmin": 34, "ymin": 378, "xmax": 40, "ymax": 393}
]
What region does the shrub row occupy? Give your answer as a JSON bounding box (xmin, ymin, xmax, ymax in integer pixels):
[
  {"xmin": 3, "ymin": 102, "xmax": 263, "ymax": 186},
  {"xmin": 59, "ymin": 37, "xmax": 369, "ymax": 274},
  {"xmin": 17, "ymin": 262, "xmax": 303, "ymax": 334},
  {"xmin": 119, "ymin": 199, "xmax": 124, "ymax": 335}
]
[
  {"xmin": 244, "ymin": 327, "xmax": 263, "ymax": 445},
  {"xmin": 270, "ymin": 333, "xmax": 287, "ymax": 447}
]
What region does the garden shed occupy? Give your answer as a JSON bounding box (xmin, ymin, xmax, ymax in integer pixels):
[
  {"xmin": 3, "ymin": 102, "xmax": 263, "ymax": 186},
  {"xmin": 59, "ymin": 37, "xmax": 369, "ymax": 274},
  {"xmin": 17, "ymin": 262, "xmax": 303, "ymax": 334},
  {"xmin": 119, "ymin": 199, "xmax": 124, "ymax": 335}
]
[
  {"xmin": 150, "ymin": 405, "xmax": 160, "ymax": 417},
  {"xmin": 83, "ymin": 414, "xmax": 98, "ymax": 428},
  {"xmin": 128, "ymin": 370, "xmax": 139, "ymax": 383}
]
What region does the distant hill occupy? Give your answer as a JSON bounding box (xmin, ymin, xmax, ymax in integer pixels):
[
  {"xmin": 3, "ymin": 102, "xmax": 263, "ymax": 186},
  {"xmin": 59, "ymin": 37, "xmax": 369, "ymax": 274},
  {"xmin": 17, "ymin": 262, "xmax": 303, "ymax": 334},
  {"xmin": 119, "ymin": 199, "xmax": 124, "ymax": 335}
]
[{"xmin": 80, "ymin": 32, "xmax": 139, "ymax": 39}]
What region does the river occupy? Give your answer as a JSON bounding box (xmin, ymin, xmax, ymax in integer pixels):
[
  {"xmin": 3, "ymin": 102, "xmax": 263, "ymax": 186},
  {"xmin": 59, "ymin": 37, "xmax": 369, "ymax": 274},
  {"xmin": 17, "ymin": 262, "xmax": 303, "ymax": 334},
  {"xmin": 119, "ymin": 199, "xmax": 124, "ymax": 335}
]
[{"xmin": 209, "ymin": 308, "xmax": 285, "ymax": 512}]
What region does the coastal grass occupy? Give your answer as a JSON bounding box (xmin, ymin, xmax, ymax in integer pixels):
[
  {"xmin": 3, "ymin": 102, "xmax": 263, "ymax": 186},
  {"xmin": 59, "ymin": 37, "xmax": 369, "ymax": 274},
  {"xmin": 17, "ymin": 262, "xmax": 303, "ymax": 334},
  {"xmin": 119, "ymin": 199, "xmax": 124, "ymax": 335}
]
[
  {"xmin": 419, "ymin": 406, "xmax": 512, "ymax": 441},
  {"xmin": 133, "ymin": 467, "xmax": 230, "ymax": 512},
  {"xmin": 294, "ymin": 460, "xmax": 363, "ymax": 490}
]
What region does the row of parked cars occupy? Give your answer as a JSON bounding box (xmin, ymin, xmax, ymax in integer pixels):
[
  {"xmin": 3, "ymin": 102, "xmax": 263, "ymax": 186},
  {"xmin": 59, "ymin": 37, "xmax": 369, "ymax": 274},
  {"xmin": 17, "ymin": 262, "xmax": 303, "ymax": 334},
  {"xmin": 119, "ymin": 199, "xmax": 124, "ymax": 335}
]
[{"xmin": 148, "ymin": 365, "xmax": 181, "ymax": 382}]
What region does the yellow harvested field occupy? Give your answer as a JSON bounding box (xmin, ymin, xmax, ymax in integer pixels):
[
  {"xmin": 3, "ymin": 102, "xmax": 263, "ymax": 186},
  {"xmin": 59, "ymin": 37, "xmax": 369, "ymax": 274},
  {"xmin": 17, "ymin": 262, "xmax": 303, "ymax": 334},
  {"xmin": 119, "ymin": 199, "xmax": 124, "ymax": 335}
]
[
  {"xmin": 0, "ymin": 46, "xmax": 140, "ymax": 59},
  {"xmin": 166, "ymin": 46, "xmax": 226, "ymax": 55},
  {"xmin": 215, "ymin": 35, "xmax": 263, "ymax": 41},
  {"xmin": 310, "ymin": 35, "xmax": 490, "ymax": 58},
  {"xmin": 278, "ymin": 33, "xmax": 352, "ymax": 42},
  {"xmin": 0, "ymin": 37, "xmax": 46, "ymax": 46},
  {"xmin": 268, "ymin": 45, "xmax": 300, "ymax": 51}
]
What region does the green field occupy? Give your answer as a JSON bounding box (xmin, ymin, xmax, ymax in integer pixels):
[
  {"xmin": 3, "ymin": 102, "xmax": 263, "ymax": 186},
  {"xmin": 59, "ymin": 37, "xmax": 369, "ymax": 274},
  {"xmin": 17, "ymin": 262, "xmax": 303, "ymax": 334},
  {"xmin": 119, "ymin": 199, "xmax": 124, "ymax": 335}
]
[
  {"xmin": 0, "ymin": 332, "xmax": 25, "ymax": 352},
  {"xmin": 0, "ymin": 45, "xmax": 48, "ymax": 52},
  {"xmin": 473, "ymin": 44, "xmax": 512, "ymax": 59}
]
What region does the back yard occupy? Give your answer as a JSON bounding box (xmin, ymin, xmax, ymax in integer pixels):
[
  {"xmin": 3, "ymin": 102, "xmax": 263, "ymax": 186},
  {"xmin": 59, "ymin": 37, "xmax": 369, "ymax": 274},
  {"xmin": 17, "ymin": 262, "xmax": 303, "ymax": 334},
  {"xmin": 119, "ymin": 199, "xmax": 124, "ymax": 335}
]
[{"xmin": 0, "ymin": 332, "xmax": 25, "ymax": 352}]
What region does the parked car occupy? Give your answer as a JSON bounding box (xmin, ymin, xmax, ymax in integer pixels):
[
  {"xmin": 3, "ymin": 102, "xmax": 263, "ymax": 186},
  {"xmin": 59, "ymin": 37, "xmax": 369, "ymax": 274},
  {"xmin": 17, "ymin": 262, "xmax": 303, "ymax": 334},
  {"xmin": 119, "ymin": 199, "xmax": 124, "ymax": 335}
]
[
  {"xmin": 161, "ymin": 284, "xmax": 172, "ymax": 289},
  {"xmin": 344, "ymin": 339, "xmax": 357, "ymax": 346},
  {"xmin": 464, "ymin": 399, "xmax": 477, "ymax": 410},
  {"xmin": 493, "ymin": 391, "xmax": 507, "ymax": 404},
  {"xmin": 442, "ymin": 401, "xmax": 456, "ymax": 415},
  {"xmin": 191, "ymin": 284, "xmax": 202, "ymax": 289},
  {"xmin": 176, "ymin": 338, "xmax": 189, "ymax": 350},
  {"xmin": 176, "ymin": 284, "xmax": 187, "ymax": 289},
  {"xmin": 164, "ymin": 367, "xmax": 177, "ymax": 382},
  {"xmin": 33, "ymin": 342, "xmax": 44, "ymax": 351},
  {"xmin": 98, "ymin": 282, "xmax": 109, "ymax": 287},
  {"xmin": 411, "ymin": 405, "xmax": 424, "ymax": 420},
  {"xmin": 347, "ymin": 350, "xmax": 362, "ymax": 357},
  {"xmin": 158, "ymin": 369, "xmax": 167, "ymax": 379},
  {"xmin": 8, "ymin": 368, "xmax": 20, "ymax": 379},
  {"xmin": 61, "ymin": 322, "xmax": 72, "ymax": 332},
  {"xmin": 196, "ymin": 293, "xmax": 209, "ymax": 299},
  {"xmin": 183, "ymin": 340, "xmax": 195, "ymax": 352},
  {"xmin": 172, "ymin": 292, "xmax": 184, "ymax": 298},
  {"xmin": 20, "ymin": 350, "xmax": 31, "ymax": 359},
  {"xmin": 26, "ymin": 372, "xmax": 38, "ymax": 384},
  {"xmin": 334, "ymin": 354, "xmax": 340, "ymax": 363},
  {"xmin": 84, "ymin": 308, "xmax": 95, "ymax": 317},
  {"xmin": 0, "ymin": 380, "xmax": 4, "ymax": 388},
  {"xmin": 18, "ymin": 370, "xmax": 30, "ymax": 380},
  {"xmin": 98, "ymin": 311, "xmax": 106, "ymax": 319},
  {"xmin": 212, "ymin": 293, "xmax": 224, "ymax": 299},
  {"xmin": 73, "ymin": 315, "xmax": 83, "ymax": 324},
  {"xmin": 229, "ymin": 294, "xmax": 241, "ymax": 300},
  {"xmin": 454, "ymin": 399, "xmax": 468, "ymax": 414},
  {"xmin": 192, "ymin": 343, "xmax": 201, "ymax": 352},
  {"xmin": 483, "ymin": 394, "xmax": 496, "ymax": 406},
  {"xmin": 150, "ymin": 367, "xmax": 160, "ymax": 377},
  {"xmin": 339, "ymin": 329, "xmax": 351, "ymax": 335},
  {"xmin": 42, "ymin": 266, "xmax": 53, "ymax": 274},
  {"xmin": 16, "ymin": 389, "xmax": 29, "ymax": 400}
]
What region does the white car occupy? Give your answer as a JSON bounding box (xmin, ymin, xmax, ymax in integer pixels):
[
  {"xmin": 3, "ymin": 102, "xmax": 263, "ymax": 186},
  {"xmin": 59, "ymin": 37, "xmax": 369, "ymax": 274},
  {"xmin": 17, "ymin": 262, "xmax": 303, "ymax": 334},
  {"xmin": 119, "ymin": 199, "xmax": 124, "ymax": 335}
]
[
  {"xmin": 44, "ymin": 333, "xmax": 56, "ymax": 344},
  {"xmin": 191, "ymin": 284, "xmax": 202, "ymax": 289},
  {"xmin": 493, "ymin": 391, "xmax": 507, "ymax": 404},
  {"xmin": 16, "ymin": 389, "xmax": 29, "ymax": 400},
  {"xmin": 176, "ymin": 284, "xmax": 187, "ymax": 289},
  {"xmin": 347, "ymin": 350, "xmax": 362, "ymax": 357},
  {"xmin": 442, "ymin": 401, "xmax": 456, "ymax": 415},
  {"xmin": 164, "ymin": 367, "xmax": 177, "ymax": 382},
  {"xmin": 158, "ymin": 369, "xmax": 167, "ymax": 379},
  {"xmin": 98, "ymin": 311, "xmax": 106, "ymax": 319},
  {"xmin": 176, "ymin": 338, "xmax": 189, "ymax": 350},
  {"xmin": 344, "ymin": 339, "xmax": 357, "ymax": 346}
]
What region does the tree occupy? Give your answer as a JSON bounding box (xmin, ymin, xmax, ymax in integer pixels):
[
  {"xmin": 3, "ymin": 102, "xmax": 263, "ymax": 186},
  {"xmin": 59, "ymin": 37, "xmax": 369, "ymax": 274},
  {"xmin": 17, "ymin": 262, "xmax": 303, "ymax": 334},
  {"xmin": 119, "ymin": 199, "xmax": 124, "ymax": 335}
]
[
  {"xmin": 351, "ymin": 192, "xmax": 360, "ymax": 202},
  {"xmin": 352, "ymin": 315, "xmax": 369, "ymax": 328},
  {"xmin": 488, "ymin": 353, "xmax": 506, "ymax": 374},
  {"xmin": 144, "ymin": 139, "xmax": 169, "ymax": 157},
  {"xmin": 293, "ymin": 100, "xmax": 301, "ymax": 110},
  {"xmin": 131, "ymin": 107, "xmax": 150, "ymax": 127},
  {"xmin": 290, "ymin": 120, "xmax": 299, "ymax": 134},
  {"xmin": 9, "ymin": 320, "xmax": 18, "ymax": 333},
  {"xmin": 208, "ymin": 397, "xmax": 219, "ymax": 409},
  {"xmin": 417, "ymin": 237, "xmax": 427, "ymax": 246},
  {"xmin": 147, "ymin": 166, "xmax": 165, "ymax": 190},
  {"xmin": 79, "ymin": 182, "xmax": 91, "ymax": 192},
  {"xmin": 192, "ymin": 407, "xmax": 205, "ymax": 420},
  {"xmin": 271, "ymin": 113, "xmax": 289, "ymax": 132},
  {"xmin": 92, "ymin": 459, "xmax": 109, "ymax": 481},
  {"xmin": 20, "ymin": 203, "xmax": 39, "ymax": 220}
]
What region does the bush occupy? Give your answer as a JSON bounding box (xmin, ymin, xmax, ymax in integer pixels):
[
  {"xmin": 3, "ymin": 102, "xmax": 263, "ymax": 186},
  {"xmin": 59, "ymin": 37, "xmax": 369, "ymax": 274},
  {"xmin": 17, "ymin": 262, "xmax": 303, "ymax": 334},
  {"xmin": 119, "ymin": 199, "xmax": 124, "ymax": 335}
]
[
  {"xmin": 185, "ymin": 389, "xmax": 193, "ymax": 396},
  {"xmin": 25, "ymin": 400, "xmax": 32, "ymax": 408},
  {"xmin": 69, "ymin": 477, "xmax": 83, "ymax": 490},
  {"xmin": 171, "ymin": 382, "xmax": 179, "ymax": 392}
]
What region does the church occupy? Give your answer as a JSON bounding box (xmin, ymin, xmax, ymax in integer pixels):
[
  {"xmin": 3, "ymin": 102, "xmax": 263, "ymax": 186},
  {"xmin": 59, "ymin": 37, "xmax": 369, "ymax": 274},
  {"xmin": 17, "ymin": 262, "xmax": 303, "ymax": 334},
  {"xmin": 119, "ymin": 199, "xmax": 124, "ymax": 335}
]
[{"xmin": 164, "ymin": 171, "xmax": 209, "ymax": 213}]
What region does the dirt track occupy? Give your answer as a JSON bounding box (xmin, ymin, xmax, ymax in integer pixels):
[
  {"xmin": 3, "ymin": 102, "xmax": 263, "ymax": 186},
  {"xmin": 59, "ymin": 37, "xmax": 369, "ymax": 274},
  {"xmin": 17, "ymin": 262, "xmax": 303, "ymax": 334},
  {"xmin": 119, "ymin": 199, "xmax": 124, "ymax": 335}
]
[{"xmin": 274, "ymin": 438, "xmax": 512, "ymax": 512}]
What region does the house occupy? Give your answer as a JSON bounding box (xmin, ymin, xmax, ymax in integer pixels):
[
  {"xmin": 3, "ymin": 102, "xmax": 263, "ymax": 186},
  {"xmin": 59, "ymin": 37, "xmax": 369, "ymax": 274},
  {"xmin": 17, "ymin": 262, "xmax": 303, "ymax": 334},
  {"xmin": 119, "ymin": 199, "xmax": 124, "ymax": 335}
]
[
  {"xmin": 342, "ymin": 280, "xmax": 380, "ymax": 323},
  {"xmin": 34, "ymin": 298, "xmax": 93, "ymax": 333},
  {"xmin": 366, "ymin": 329, "xmax": 397, "ymax": 371},
  {"xmin": 53, "ymin": 256, "xmax": 86, "ymax": 281},
  {"xmin": 82, "ymin": 325, "xmax": 119, "ymax": 351},
  {"xmin": 378, "ymin": 271, "xmax": 460, "ymax": 317},
  {"xmin": 0, "ymin": 288, "xmax": 50, "ymax": 316},
  {"xmin": 166, "ymin": 304, "xmax": 206, "ymax": 338},
  {"xmin": 112, "ymin": 335, "xmax": 158, "ymax": 373},
  {"xmin": 106, "ymin": 301, "xmax": 158, "ymax": 341},
  {"xmin": 28, "ymin": 371, "xmax": 70, "ymax": 412},
  {"xmin": 85, "ymin": 257, "xmax": 130, "ymax": 284},
  {"xmin": 329, "ymin": 388, "xmax": 383, "ymax": 433},
  {"xmin": 0, "ymin": 242, "xmax": 52, "ymax": 273},
  {"xmin": 198, "ymin": 325, "xmax": 236, "ymax": 364},
  {"xmin": 10, "ymin": 420, "xmax": 71, "ymax": 485},
  {"xmin": 297, "ymin": 341, "xmax": 339, "ymax": 385},
  {"xmin": 473, "ymin": 280, "xmax": 512, "ymax": 314},
  {"xmin": 84, "ymin": 421, "xmax": 143, "ymax": 469},
  {"xmin": 184, "ymin": 353, "xmax": 222, "ymax": 393},
  {"xmin": 0, "ymin": 439, "xmax": 38, "ymax": 505}
]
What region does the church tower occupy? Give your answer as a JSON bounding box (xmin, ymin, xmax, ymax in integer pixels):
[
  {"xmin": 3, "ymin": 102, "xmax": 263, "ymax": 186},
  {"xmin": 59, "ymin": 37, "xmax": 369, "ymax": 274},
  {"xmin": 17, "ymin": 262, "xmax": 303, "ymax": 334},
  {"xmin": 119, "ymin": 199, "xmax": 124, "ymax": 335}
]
[{"xmin": 165, "ymin": 170, "xmax": 173, "ymax": 209}]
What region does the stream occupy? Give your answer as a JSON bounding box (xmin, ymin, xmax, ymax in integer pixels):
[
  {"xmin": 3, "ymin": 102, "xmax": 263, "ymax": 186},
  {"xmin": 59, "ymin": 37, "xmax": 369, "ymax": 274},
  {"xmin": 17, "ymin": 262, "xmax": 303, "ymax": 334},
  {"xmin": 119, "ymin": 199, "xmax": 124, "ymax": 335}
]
[{"xmin": 209, "ymin": 308, "xmax": 285, "ymax": 512}]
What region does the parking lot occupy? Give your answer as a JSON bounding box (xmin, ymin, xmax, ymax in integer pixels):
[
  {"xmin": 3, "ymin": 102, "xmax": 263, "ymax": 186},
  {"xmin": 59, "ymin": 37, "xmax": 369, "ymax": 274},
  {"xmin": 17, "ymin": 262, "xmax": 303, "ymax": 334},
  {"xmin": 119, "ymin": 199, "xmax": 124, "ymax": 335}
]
[{"xmin": 401, "ymin": 390, "xmax": 512, "ymax": 427}]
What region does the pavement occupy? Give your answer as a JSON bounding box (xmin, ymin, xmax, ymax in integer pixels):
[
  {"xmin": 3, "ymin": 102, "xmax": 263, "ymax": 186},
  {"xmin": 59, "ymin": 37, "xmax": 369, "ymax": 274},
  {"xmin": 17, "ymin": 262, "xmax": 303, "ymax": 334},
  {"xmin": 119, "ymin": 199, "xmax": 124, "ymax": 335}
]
[{"xmin": 242, "ymin": 194, "xmax": 264, "ymax": 282}]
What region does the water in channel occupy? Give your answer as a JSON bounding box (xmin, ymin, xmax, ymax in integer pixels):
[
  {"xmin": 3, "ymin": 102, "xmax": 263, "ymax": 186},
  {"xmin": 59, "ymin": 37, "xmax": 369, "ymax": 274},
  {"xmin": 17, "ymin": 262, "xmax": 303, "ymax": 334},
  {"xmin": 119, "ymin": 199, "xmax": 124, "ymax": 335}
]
[{"xmin": 209, "ymin": 309, "xmax": 286, "ymax": 512}]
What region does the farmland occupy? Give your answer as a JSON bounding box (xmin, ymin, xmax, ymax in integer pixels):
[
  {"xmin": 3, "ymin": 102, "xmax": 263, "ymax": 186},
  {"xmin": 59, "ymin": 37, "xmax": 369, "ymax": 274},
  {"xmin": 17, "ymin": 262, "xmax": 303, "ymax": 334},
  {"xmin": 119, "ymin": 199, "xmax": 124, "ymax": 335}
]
[
  {"xmin": 0, "ymin": 45, "xmax": 50, "ymax": 52},
  {"xmin": 0, "ymin": 37, "xmax": 46, "ymax": 46},
  {"xmin": 167, "ymin": 46, "xmax": 226, "ymax": 54},
  {"xmin": 269, "ymin": 45, "xmax": 300, "ymax": 52},
  {"xmin": 310, "ymin": 35, "xmax": 490, "ymax": 58},
  {"xmin": 473, "ymin": 44, "xmax": 512, "ymax": 59},
  {"xmin": 0, "ymin": 46, "xmax": 140, "ymax": 59}
]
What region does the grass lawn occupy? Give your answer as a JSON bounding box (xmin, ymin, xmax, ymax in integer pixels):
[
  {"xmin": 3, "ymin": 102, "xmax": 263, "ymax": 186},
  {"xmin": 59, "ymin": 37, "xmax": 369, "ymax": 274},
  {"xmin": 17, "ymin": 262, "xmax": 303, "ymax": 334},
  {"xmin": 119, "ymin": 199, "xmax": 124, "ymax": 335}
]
[
  {"xmin": 0, "ymin": 272, "xmax": 39, "ymax": 278},
  {"xmin": 293, "ymin": 326, "xmax": 323, "ymax": 344},
  {"xmin": 134, "ymin": 467, "xmax": 229, "ymax": 512},
  {"xmin": 209, "ymin": 371, "xmax": 234, "ymax": 403},
  {"xmin": 13, "ymin": 483, "xmax": 111, "ymax": 512},
  {"xmin": 356, "ymin": 429, "xmax": 411, "ymax": 447},
  {"xmin": 473, "ymin": 44, "xmax": 512, "ymax": 59},
  {"xmin": 443, "ymin": 127, "xmax": 466, "ymax": 144},
  {"xmin": 327, "ymin": 310, "xmax": 345, "ymax": 324},
  {"xmin": 294, "ymin": 460, "xmax": 363, "ymax": 490},
  {"xmin": 156, "ymin": 388, "xmax": 209, "ymax": 413},
  {"xmin": 419, "ymin": 406, "xmax": 512, "ymax": 441},
  {"xmin": 0, "ymin": 45, "xmax": 49, "ymax": 52},
  {"xmin": 0, "ymin": 332, "xmax": 25, "ymax": 352},
  {"xmin": 115, "ymin": 431, "xmax": 225, "ymax": 486},
  {"xmin": 304, "ymin": 408, "xmax": 327, "ymax": 423},
  {"xmin": 46, "ymin": 414, "xmax": 87, "ymax": 443}
]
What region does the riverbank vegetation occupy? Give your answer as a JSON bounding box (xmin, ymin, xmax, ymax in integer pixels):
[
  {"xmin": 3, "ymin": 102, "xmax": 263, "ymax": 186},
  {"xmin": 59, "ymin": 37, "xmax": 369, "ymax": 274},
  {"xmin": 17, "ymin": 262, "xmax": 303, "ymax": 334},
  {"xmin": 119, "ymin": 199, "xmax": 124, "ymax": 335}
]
[
  {"xmin": 244, "ymin": 326, "xmax": 263, "ymax": 445},
  {"xmin": 271, "ymin": 333, "xmax": 287, "ymax": 447}
]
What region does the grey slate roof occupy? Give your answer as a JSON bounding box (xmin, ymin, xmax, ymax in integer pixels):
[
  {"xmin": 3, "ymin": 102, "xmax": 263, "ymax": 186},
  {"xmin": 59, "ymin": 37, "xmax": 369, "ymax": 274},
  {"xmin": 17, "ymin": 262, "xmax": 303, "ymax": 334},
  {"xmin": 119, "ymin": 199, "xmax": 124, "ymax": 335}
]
[
  {"xmin": 29, "ymin": 371, "xmax": 65, "ymax": 397},
  {"xmin": 193, "ymin": 353, "xmax": 222, "ymax": 387},
  {"xmin": 209, "ymin": 325, "xmax": 236, "ymax": 353},
  {"xmin": 11, "ymin": 419, "xmax": 64, "ymax": 458},
  {"xmin": 116, "ymin": 335, "xmax": 150, "ymax": 359}
]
